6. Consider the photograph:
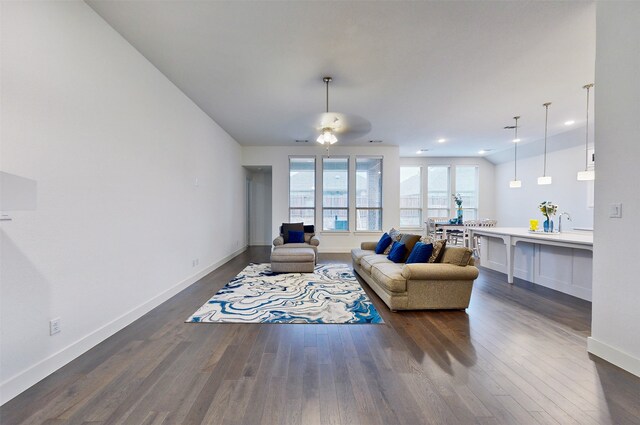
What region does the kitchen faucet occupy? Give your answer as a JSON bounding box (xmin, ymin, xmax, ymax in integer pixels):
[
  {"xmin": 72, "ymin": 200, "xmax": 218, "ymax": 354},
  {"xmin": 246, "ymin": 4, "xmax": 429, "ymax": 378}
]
[{"xmin": 559, "ymin": 212, "xmax": 571, "ymax": 232}]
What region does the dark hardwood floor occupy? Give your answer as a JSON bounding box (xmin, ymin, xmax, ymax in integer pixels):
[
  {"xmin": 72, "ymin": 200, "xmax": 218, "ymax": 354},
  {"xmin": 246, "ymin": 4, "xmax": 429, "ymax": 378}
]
[{"xmin": 2, "ymin": 246, "xmax": 639, "ymax": 425}]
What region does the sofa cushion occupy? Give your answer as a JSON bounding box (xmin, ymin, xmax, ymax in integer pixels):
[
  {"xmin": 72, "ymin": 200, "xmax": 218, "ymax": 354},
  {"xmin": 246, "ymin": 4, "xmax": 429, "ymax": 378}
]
[
  {"xmin": 361, "ymin": 254, "xmax": 391, "ymax": 274},
  {"xmin": 351, "ymin": 248, "xmax": 375, "ymax": 265},
  {"xmin": 406, "ymin": 242, "xmax": 433, "ymax": 264},
  {"xmin": 371, "ymin": 263, "xmax": 407, "ymax": 293},
  {"xmin": 383, "ymin": 227, "xmax": 402, "ymax": 254},
  {"xmin": 399, "ymin": 233, "xmax": 421, "ymax": 261},
  {"xmin": 440, "ymin": 247, "xmax": 473, "ymax": 266},
  {"xmin": 427, "ymin": 239, "xmax": 447, "ymax": 263},
  {"xmin": 375, "ymin": 233, "xmax": 393, "ymax": 254},
  {"xmin": 281, "ymin": 222, "xmax": 304, "ymax": 243},
  {"xmin": 387, "ymin": 242, "xmax": 406, "ymax": 263}
]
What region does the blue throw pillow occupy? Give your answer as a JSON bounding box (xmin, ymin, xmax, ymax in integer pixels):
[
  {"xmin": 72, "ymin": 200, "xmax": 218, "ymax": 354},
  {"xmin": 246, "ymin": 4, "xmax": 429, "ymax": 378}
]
[
  {"xmin": 406, "ymin": 242, "xmax": 434, "ymax": 264},
  {"xmin": 387, "ymin": 242, "xmax": 406, "ymax": 263},
  {"xmin": 375, "ymin": 233, "xmax": 393, "ymax": 254},
  {"xmin": 287, "ymin": 230, "xmax": 305, "ymax": 243}
]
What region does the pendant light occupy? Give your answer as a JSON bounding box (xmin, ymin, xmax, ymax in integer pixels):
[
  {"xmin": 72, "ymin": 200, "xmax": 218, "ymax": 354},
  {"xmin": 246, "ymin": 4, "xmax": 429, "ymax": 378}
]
[
  {"xmin": 537, "ymin": 102, "xmax": 552, "ymax": 185},
  {"xmin": 508, "ymin": 116, "xmax": 522, "ymax": 188},
  {"xmin": 577, "ymin": 83, "xmax": 595, "ymax": 181},
  {"xmin": 316, "ymin": 77, "xmax": 338, "ymax": 145}
]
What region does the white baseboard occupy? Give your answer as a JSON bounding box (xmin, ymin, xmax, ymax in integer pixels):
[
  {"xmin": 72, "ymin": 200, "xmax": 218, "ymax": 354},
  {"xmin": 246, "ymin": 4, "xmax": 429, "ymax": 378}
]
[
  {"xmin": 587, "ymin": 337, "xmax": 640, "ymax": 378},
  {"xmin": 0, "ymin": 245, "xmax": 248, "ymax": 406}
]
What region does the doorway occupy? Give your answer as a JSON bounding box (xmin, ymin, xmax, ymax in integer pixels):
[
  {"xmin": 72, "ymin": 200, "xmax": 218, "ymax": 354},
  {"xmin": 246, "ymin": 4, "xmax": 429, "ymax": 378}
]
[{"xmin": 244, "ymin": 166, "xmax": 272, "ymax": 246}]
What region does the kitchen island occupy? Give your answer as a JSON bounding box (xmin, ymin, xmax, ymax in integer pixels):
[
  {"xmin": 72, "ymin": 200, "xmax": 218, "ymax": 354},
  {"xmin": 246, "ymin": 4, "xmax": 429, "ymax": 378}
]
[{"xmin": 468, "ymin": 227, "xmax": 593, "ymax": 300}]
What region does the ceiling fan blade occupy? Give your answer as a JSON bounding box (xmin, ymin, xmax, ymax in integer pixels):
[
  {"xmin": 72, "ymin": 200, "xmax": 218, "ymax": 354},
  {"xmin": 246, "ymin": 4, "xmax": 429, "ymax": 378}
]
[{"xmin": 288, "ymin": 112, "xmax": 372, "ymax": 142}]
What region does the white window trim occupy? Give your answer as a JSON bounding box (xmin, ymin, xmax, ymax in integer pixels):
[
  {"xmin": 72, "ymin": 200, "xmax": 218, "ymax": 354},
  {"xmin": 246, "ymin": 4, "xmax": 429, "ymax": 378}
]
[{"xmin": 288, "ymin": 155, "xmax": 316, "ymax": 225}]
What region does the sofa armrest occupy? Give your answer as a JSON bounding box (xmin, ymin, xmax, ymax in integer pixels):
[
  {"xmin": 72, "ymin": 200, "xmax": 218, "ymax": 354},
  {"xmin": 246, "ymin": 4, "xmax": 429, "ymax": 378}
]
[
  {"xmin": 273, "ymin": 236, "xmax": 284, "ymax": 247},
  {"xmin": 361, "ymin": 241, "xmax": 378, "ymax": 251},
  {"xmin": 309, "ymin": 236, "xmax": 320, "ymax": 247},
  {"xmin": 402, "ymin": 263, "xmax": 479, "ymax": 281}
]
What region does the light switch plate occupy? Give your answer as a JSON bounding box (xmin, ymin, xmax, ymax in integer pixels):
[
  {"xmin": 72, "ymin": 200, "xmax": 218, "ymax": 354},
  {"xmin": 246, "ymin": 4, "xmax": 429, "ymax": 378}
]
[{"xmin": 609, "ymin": 203, "xmax": 622, "ymax": 218}]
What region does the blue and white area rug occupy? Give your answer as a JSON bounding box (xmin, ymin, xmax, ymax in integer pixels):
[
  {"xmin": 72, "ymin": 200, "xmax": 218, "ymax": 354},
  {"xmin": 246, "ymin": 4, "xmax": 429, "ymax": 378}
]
[{"xmin": 186, "ymin": 263, "xmax": 383, "ymax": 324}]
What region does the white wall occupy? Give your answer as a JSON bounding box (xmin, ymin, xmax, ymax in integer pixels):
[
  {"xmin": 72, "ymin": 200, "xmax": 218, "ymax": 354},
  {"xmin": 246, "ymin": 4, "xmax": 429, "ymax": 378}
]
[
  {"xmin": 399, "ymin": 156, "xmax": 496, "ymax": 225},
  {"xmin": 494, "ymin": 141, "xmax": 594, "ymax": 230},
  {"xmin": 588, "ymin": 1, "xmax": 640, "ymax": 377},
  {"xmin": 0, "ymin": 1, "xmax": 246, "ymax": 404},
  {"xmin": 247, "ymin": 170, "xmax": 272, "ymax": 246},
  {"xmin": 242, "ymin": 145, "xmax": 400, "ymax": 253}
]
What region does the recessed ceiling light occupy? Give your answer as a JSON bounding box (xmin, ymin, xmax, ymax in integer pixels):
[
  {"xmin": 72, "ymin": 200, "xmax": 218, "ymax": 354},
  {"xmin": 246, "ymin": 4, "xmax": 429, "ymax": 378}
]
[
  {"xmin": 416, "ymin": 149, "xmax": 429, "ymax": 154},
  {"xmin": 437, "ymin": 138, "xmax": 446, "ymax": 143},
  {"xmin": 369, "ymin": 140, "xmax": 383, "ymax": 143},
  {"xmin": 478, "ymin": 149, "xmax": 493, "ymax": 155},
  {"xmin": 564, "ymin": 120, "xmax": 575, "ymax": 126},
  {"xmin": 513, "ymin": 138, "xmax": 521, "ymax": 143},
  {"xmin": 295, "ymin": 139, "xmax": 309, "ymax": 143}
]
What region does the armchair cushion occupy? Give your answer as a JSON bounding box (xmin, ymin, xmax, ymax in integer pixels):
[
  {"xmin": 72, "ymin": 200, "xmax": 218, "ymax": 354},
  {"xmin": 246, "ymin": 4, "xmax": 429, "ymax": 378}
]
[
  {"xmin": 281, "ymin": 222, "xmax": 304, "ymax": 244},
  {"xmin": 287, "ymin": 230, "xmax": 305, "ymax": 243}
]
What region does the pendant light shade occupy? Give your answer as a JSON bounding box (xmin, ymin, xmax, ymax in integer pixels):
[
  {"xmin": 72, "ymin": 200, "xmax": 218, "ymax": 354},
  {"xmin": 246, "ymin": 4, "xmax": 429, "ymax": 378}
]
[
  {"xmin": 508, "ymin": 116, "xmax": 522, "ymax": 189},
  {"xmin": 577, "ymin": 83, "xmax": 595, "ymax": 181},
  {"xmin": 538, "ymin": 102, "xmax": 552, "ymax": 185}
]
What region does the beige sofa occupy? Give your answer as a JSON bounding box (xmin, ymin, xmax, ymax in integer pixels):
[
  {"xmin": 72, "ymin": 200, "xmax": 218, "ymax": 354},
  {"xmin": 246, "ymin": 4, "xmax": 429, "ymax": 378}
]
[{"xmin": 352, "ymin": 242, "xmax": 479, "ymax": 311}]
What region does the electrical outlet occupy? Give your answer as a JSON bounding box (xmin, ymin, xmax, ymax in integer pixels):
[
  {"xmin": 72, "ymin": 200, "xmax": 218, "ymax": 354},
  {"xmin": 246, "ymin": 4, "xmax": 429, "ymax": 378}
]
[
  {"xmin": 50, "ymin": 318, "xmax": 61, "ymax": 335},
  {"xmin": 195, "ymin": 258, "xmax": 199, "ymax": 266}
]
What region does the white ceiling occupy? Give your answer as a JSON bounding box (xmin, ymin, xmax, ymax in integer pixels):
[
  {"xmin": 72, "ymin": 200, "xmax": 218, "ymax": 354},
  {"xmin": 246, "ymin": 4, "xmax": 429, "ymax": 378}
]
[{"xmin": 87, "ymin": 0, "xmax": 595, "ymax": 158}]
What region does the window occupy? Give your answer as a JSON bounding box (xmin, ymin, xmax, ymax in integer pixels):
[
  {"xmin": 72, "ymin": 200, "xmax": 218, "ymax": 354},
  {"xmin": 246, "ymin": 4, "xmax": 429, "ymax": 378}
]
[
  {"xmin": 322, "ymin": 157, "xmax": 349, "ymax": 231},
  {"xmin": 356, "ymin": 157, "xmax": 382, "ymax": 231},
  {"xmin": 400, "ymin": 166, "xmax": 422, "ymax": 228},
  {"xmin": 289, "ymin": 157, "xmax": 315, "ymax": 225},
  {"xmin": 455, "ymin": 165, "xmax": 479, "ymax": 220},
  {"xmin": 427, "ymin": 165, "xmax": 450, "ymax": 218}
]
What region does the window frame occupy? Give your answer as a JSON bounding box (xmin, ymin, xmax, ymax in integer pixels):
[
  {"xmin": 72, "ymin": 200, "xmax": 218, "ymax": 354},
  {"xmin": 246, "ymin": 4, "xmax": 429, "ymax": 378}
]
[
  {"xmin": 426, "ymin": 165, "xmax": 451, "ymax": 219},
  {"xmin": 454, "ymin": 164, "xmax": 480, "ymax": 221},
  {"xmin": 288, "ymin": 156, "xmax": 316, "ymax": 225},
  {"xmin": 321, "ymin": 155, "xmax": 350, "ymax": 232},
  {"xmin": 355, "ymin": 156, "xmax": 383, "ymax": 232},
  {"xmin": 399, "ymin": 165, "xmax": 422, "ymax": 229}
]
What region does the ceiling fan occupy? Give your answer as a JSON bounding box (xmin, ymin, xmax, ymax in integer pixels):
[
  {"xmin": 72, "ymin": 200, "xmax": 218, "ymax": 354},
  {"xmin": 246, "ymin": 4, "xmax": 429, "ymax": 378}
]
[{"xmin": 290, "ymin": 76, "xmax": 372, "ymax": 145}]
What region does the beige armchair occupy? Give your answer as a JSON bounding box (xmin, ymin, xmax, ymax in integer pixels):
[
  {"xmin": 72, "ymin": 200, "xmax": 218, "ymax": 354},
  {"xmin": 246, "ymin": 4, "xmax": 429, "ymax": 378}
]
[{"xmin": 273, "ymin": 224, "xmax": 319, "ymax": 255}]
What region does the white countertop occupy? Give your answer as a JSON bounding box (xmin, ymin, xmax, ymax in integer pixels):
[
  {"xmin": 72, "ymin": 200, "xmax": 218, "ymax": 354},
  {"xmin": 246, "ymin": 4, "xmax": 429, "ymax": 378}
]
[{"xmin": 469, "ymin": 227, "xmax": 593, "ymax": 246}]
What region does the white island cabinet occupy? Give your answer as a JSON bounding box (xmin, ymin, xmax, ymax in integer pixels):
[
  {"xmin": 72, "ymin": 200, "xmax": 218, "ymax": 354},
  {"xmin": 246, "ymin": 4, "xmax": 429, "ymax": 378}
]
[{"xmin": 468, "ymin": 227, "xmax": 593, "ymax": 301}]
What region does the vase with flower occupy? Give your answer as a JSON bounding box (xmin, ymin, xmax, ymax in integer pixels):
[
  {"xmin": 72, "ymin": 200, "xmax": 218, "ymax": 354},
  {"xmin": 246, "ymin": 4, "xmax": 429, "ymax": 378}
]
[
  {"xmin": 453, "ymin": 193, "xmax": 463, "ymax": 224},
  {"xmin": 539, "ymin": 201, "xmax": 558, "ymax": 232}
]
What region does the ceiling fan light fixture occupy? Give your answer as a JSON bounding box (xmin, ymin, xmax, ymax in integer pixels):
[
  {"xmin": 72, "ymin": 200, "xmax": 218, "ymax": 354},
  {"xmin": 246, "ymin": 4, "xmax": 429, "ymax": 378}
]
[{"xmin": 316, "ymin": 127, "xmax": 337, "ymax": 144}]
